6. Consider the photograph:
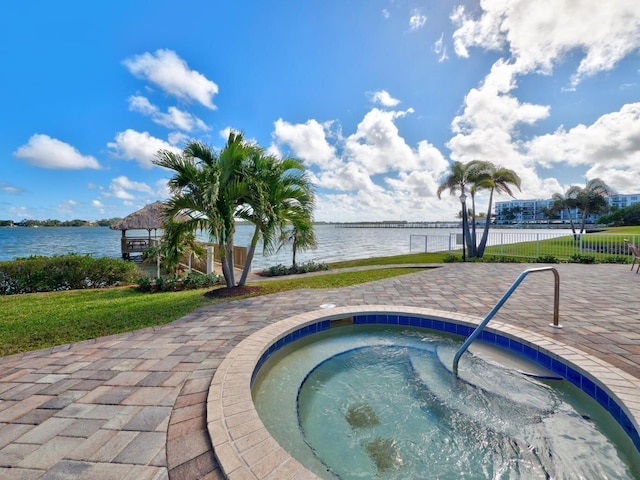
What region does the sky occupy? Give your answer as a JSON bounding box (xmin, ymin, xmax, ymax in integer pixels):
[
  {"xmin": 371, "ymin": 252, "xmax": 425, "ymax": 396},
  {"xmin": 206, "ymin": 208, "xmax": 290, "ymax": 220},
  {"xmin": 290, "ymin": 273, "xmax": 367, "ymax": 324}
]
[{"xmin": 1, "ymin": 0, "xmax": 639, "ymax": 223}]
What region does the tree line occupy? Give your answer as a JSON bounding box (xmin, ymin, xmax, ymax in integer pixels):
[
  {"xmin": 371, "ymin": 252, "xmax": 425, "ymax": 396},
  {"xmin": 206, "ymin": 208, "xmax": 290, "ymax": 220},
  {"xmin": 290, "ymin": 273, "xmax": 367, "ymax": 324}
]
[{"xmin": 0, "ymin": 218, "xmax": 121, "ymax": 227}]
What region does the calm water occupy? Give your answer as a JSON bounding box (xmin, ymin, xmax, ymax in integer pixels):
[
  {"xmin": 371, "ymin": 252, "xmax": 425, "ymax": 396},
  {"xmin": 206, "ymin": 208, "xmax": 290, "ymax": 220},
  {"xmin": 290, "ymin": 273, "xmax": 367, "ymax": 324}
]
[{"xmin": 0, "ymin": 225, "xmax": 573, "ymax": 271}]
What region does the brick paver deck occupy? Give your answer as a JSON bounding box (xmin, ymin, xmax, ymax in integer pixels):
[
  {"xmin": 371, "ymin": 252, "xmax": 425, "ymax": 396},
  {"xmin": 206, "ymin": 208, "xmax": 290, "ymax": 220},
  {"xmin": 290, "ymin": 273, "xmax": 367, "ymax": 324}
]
[{"xmin": 0, "ymin": 263, "xmax": 638, "ymax": 479}]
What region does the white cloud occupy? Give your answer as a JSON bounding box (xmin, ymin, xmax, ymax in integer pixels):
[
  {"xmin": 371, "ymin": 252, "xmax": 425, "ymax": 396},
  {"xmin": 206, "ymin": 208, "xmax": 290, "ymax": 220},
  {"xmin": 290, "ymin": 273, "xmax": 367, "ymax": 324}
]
[
  {"xmin": 451, "ymin": 0, "xmax": 640, "ymax": 86},
  {"xmin": 92, "ymin": 200, "xmax": 104, "ymax": 208},
  {"xmin": 128, "ymin": 95, "xmax": 208, "ymax": 132},
  {"xmin": 168, "ymin": 131, "xmax": 189, "ymax": 147},
  {"xmin": 409, "ymin": 9, "xmax": 427, "ymax": 30},
  {"xmin": 525, "ymin": 102, "xmax": 640, "ymax": 192},
  {"xmin": 56, "ymin": 199, "xmax": 78, "ymax": 216},
  {"xmin": 14, "ymin": 134, "xmax": 101, "ymax": 170},
  {"xmin": 315, "ymin": 162, "xmax": 383, "ymax": 193},
  {"xmin": 1, "ymin": 182, "xmax": 23, "ymax": 194},
  {"xmin": 272, "ymin": 119, "xmax": 340, "ymax": 168},
  {"xmin": 344, "ymin": 108, "xmax": 422, "ymax": 175},
  {"xmin": 155, "ymin": 179, "xmax": 171, "ymax": 199},
  {"xmin": 272, "ymin": 106, "xmax": 453, "ymax": 220},
  {"xmin": 108, "ymin": 176, "xmax": 153, "ymax": 201},
  {"xmin": 123, "ymin": 49, "xmax": 219, "ymax": 109},
  {"xmin": 451, "ymin": 61, "xmax": 549, "ymax": 136},
  {"xmin": 382, "ymin": 9, "xmax": 390, "ymax": 19},
  {"xmin": 434, "ymin": 33, "xmax": 449, "ymax": 62},
  {"xmin": 370, "ymin": 90, "xmax": 401, "ymax": 107},
  {"xmin": 108, "ymin": 129, "xmax": 181, "ymax": 169}
]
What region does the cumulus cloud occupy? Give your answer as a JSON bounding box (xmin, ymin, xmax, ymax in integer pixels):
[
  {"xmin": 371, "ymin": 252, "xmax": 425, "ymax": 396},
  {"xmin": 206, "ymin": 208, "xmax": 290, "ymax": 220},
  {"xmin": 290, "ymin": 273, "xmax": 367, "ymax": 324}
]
[
  {"xmin": 123, "ymin": 49, "xmax": 219, "ymax": 108},
  {"xmin": 370, "ymin": 90, "xmax": 401, "ymax": 107},
  {"xmin": 273, "ymin": 119, "xmax": 340, "ymax": 168},
  {"xmin": 14, "ymin": 134, "xmax": 101, "ymax": 170},
  {"xmin": 108, "ymin": 129, "xmax": 181, "ymax": 168},
  {"xmin": 107, "ymin": 176, "xmax": 153, "ymax": 200},
  {"xmin": 128, "ymin": 95, "xmax": 209, "ymax": 132},
  {"xmin": 409, "ymin": 9, "xmax": 427, "ymax": 30},
  {"xmin": 451, "ymin": 0, "xmax": 640, "ymax": 86},
  {"xmin": 525, "ymin": 103, "xmax": 640, "ymax": 192},
  {"xmin": 344, "ymin": 108, "xmax": 422, "ymax": 175},
  {"xmin": 272, "ymin": 105, "xmax": 453, "ymax": 220}
]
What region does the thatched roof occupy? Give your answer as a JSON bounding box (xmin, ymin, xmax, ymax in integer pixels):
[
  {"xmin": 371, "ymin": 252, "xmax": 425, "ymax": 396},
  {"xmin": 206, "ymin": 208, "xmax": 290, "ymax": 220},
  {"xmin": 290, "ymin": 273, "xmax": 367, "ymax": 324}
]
[{"xmin": 110, "ymin": 201, "xmax": 169, "ymax": 231}]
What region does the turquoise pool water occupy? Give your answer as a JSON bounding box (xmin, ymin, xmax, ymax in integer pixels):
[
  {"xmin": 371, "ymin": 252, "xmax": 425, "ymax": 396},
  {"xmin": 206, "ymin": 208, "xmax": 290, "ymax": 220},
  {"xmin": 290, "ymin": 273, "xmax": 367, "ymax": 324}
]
[{"xmin": 252, "ymin": 325, "xmax": 640, "ymax": 479}]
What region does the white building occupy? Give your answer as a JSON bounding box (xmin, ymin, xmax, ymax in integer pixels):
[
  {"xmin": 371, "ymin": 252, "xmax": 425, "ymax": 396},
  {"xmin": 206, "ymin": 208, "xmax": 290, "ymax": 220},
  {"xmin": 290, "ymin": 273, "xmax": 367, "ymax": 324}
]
[{"xmin": 494, "ymin": 193, "xmax": 640, "ymax": 225}]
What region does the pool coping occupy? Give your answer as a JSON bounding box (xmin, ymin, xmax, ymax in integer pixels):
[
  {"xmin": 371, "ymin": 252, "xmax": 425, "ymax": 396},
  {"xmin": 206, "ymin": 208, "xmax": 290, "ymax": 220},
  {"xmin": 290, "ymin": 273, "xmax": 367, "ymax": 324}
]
[{"xmin": 207, "ymin": 305, "xmax": 640, "ymax": 480}]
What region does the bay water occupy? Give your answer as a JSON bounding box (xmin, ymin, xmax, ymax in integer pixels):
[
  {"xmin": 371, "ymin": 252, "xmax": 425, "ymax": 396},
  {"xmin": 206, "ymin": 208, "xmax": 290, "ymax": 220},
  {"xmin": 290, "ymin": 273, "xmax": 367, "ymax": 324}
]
[{"xmin": 0, "ymin": 225, "xmax": 573, "ymax": 272}]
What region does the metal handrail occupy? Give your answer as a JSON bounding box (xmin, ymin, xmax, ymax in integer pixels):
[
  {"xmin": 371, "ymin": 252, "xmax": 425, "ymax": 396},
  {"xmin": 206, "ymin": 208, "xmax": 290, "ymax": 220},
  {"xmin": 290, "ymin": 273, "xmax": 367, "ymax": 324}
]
[{"xmin": 452, "ymin": 267, "xmax": 561, "ymax": 376}]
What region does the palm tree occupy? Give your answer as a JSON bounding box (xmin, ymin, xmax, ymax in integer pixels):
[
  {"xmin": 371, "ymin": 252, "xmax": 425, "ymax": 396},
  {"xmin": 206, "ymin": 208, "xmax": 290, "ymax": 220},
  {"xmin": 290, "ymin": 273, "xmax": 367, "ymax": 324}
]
[
  {"xmin": 154, "ymin": 133, "xmax": 253, "ymax": 288},
  {"xmin": 278, "ymin": 210, "xmax": 317, "ymax": 268},
  {"xmin": 551, "ymin": 191, "xmax": 579, "ymax": 239},
  {"xmin": 475, "ymin": 164, "xmax": 521, "ymax": 257},
  {"xmin": 236, "ymin": 151, "xmax": 315, "ymax": 286},
  {"xmin": 148, "ymin": 220, "xmax": 205, "ymax": 276},
  {"xmin": 437, "ymin": 160, "xmax": 486, "ymax": 258},
  {"xmin": 567, "ymin": 178, "xmax": 613, "ymax": 234}
]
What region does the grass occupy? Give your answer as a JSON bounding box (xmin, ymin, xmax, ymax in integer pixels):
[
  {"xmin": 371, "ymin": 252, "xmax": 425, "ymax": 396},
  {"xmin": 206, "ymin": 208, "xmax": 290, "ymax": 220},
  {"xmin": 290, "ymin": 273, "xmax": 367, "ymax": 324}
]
[
  {"xmin": 0, "ymin": 267, "xmax": 424, "ymax": 356},
  {"xmin": 329, "ymin": 252, "xmax": 450, "ymax": 268}
]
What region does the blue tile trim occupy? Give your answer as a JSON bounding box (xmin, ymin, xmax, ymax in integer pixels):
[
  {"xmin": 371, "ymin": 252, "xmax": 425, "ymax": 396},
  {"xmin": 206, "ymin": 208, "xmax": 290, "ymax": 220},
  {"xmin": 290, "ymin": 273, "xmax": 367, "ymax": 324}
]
[{"xmin": 250, "ymin": 314, "xmax": 640, "ymax": 451}]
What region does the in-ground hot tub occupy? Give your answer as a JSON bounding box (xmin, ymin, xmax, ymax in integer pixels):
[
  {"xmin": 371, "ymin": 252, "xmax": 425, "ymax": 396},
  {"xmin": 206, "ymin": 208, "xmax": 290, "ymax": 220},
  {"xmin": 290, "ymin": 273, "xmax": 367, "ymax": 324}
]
[{"xmin": 207, "ymin": 306, "xmax": 640, "ymax": 479}]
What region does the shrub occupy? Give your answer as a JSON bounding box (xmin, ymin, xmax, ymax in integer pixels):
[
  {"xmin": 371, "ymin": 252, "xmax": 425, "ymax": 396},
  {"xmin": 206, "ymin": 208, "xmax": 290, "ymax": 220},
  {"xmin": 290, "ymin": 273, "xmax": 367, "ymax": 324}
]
[
  {"xmin": 442, "ymin": 254, "xmax": 460, "ymax": 263},
  {"xmin": 182, "ymin": 272, "xmax": 219, "ymax": 290},
  {"xmin": 136, "ymin": 276, "xmax": 153, "ymax": 292},
  {"xmin": 479, "ymin": 255, "xmax": 522, "ymax": 263},
  {"xmin": 536, "ymin": 255, "xmax": 559, "ymax": 263},
  {"xmin": 0, "ymin": 254, "xmax": 137, "ymax": 295},
  {"xmin": 568, "ymin": 254, "xmax": 596, "ymax": 264},
  {"xmin": 136, "ymin": 272, "xmax": 220, "ymax": 293},
  {"xmin": 262, "ymin": 261, "xmax": 329, "ymax": 277},
  {"xmin": 601, "ymin": 255, "xmax": 629, "ymax": 264}
]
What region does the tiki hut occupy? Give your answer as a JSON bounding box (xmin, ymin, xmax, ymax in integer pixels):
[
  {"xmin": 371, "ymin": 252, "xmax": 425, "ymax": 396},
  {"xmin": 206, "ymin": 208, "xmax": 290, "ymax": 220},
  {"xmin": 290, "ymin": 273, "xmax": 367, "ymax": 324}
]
[{"xmin": 110, "ymin": 201, "xmax": 168, "ymax": 259}]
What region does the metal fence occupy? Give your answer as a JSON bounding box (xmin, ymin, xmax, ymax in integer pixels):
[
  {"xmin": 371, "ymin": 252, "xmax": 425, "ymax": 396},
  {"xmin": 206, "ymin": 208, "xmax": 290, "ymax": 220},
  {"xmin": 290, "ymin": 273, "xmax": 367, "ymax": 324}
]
[{"xmin": 410, "ymin": 232, "xmax": 640, "ymax": 261}]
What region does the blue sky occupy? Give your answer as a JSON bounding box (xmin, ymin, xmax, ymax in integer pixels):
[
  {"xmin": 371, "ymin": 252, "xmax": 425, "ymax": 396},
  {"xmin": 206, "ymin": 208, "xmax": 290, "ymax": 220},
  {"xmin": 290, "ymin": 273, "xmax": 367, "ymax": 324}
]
[{"xmin": 1, "ymin": 0, "xmax": 639, "ymax": 222}]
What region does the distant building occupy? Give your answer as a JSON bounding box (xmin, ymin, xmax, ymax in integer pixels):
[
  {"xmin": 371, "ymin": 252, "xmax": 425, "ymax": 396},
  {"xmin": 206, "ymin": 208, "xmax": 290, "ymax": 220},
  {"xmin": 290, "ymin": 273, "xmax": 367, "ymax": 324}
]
[{"xmin": 494, "ymin": 193, "xmax": 640, "ymax": 225}]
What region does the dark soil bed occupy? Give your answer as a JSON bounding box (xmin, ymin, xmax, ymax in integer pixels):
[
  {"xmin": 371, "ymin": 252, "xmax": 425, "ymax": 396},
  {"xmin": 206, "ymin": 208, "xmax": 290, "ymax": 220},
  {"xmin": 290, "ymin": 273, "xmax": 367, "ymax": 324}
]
[{"xmin": 204, "ymin": 285, "xmax": 264, "ymax": 299}]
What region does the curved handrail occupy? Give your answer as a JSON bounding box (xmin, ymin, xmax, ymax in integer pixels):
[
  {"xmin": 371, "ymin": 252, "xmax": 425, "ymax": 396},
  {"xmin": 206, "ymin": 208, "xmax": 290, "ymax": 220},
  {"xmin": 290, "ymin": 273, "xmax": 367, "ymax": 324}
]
[{"xmin": 452, "ymin": 266, "xmax": 561, "ymax": 376}]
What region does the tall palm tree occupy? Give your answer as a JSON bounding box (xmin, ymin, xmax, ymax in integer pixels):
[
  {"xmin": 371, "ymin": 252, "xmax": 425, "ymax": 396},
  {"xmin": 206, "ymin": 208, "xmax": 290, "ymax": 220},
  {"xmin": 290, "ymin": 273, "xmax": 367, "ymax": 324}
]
[
  {"xmin": 475, "ymin": 164, "xmax": 521, "ymax": 257},
  {"xmin": 154, "ymin": 133, "xmax": 253, "ymax": 288},
  {"xmin": 567, "ymin": 178, "xmax": 613, "ymax": 234},
  {"xmin": 236, "ymin": 151, "xmax": 315, "ymax": 286},
  {"xmin": 551, "ymin": 191, "xmax": 579, "ymax": 239},
  {"xmin": 437, "ymin": 160, "xmax": 486, "ymax": 258}
]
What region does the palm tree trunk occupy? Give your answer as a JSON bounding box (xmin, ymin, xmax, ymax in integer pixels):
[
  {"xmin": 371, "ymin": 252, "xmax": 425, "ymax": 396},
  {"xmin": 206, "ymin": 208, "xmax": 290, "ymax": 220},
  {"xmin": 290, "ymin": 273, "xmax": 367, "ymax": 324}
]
[
  {"xmin": 462, "ymin": 206, "xmax": 472, "ymax": 258},
  {"xmin": 579, "ymin": 211, "xmax": 587, "ymax": 235},
  {"xmin": 220, "ymin": 253, "xmax": 233, "ymax": 288},
  {"xmin": 292, "ymin": 243, "xmax": 297, "ymax": 268},
  {"xmin": 238, "ymin": 226, "xmax": 260, "ymax": 286},
  {"xmin": 477, "ymin": 188, "xmax": 495, "ymax": 258},
  {"xmin": 470, "ymin": 194, "xmax": 477, "ymax": 257},
  {"xmin": 566, "ymin": 208, "xmax": 578, "ymax": 240},
  {"xmin": 225, "ymin": 244, "xmax": 235, "ymax": 286}
]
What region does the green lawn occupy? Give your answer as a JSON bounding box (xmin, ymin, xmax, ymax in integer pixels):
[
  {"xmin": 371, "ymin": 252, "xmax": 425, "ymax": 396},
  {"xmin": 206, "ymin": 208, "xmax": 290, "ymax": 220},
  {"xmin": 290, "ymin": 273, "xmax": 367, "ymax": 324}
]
[{"xmin": 0, "ymin": 267, "xmax": 424, "ymax": 356}]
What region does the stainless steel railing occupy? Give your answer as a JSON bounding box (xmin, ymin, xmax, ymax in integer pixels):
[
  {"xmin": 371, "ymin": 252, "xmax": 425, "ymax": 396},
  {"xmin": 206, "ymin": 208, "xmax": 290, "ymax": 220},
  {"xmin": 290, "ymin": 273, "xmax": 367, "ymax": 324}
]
[{"xmin": 452, "ymin": 267, "xmax": 561, "ymax": 376}]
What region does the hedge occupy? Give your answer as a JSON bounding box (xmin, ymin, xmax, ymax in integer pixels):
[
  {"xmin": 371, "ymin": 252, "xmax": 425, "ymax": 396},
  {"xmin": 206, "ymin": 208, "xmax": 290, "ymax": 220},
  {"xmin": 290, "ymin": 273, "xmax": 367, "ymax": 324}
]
[{"xmin": 0, "ymin": 255, "xmax": 138, "ymax": 295}]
